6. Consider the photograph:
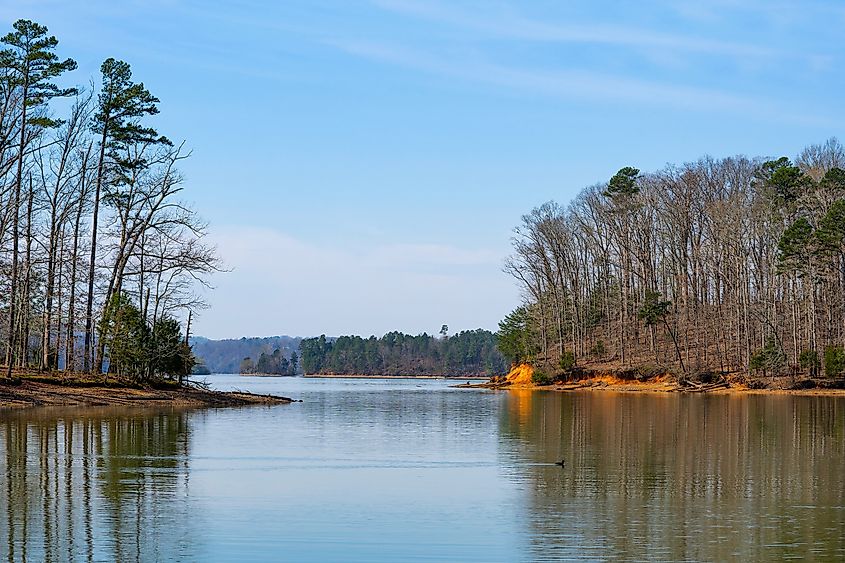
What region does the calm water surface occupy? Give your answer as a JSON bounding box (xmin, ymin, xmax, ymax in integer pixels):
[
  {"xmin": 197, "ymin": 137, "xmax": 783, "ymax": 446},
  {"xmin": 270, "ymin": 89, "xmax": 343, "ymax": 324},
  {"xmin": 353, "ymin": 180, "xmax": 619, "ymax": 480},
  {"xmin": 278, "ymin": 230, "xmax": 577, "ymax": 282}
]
[{"xmin": 1, "ymin": 376, "xmax": 844, "ymax": 562}]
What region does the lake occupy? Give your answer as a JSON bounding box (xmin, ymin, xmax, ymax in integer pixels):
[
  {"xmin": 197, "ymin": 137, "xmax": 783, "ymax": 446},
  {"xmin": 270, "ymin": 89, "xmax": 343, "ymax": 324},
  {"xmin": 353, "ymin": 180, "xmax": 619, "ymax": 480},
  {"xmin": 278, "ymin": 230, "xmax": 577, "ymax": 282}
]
[{"xmin": 1, "ymin": 376, "xmax": 844, "ymax": 562}]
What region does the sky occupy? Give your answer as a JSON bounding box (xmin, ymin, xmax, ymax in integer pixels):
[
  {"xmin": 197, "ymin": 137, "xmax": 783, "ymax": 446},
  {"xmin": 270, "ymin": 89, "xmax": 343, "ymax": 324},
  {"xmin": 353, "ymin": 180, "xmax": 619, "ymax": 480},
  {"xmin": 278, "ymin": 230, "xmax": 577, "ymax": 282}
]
[{"xmin": 3, "ymin": 0, "xmax": 844, "ymax": 339}]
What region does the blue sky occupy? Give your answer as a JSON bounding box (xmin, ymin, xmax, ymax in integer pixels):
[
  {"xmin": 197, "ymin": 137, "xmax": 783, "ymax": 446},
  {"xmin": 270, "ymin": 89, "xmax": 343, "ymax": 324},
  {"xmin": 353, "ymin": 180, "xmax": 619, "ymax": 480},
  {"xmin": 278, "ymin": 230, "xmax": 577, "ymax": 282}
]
[{"xmin": 4, "ymin": 0, "xmax": 843, "ymax": 339}]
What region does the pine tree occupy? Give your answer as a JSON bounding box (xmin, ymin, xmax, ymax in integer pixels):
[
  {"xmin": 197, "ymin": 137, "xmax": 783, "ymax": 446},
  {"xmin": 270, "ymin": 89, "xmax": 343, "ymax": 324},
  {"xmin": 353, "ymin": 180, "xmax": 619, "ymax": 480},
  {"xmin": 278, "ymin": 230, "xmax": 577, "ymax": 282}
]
[
  {"xmin": 1, "ymin": 20, "xmax": 76, "ymax": 376},
  {"xmin": 84, "ymin": 58, "xmax": 169, "ymax": 373}
]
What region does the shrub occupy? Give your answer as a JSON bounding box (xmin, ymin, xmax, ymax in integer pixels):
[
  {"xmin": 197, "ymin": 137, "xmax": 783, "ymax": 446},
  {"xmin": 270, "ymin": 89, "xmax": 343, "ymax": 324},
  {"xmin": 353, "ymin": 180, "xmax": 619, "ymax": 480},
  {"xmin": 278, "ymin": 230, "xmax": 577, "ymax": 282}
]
[
  {"xmin": 798, "ymin": 349, "xmax": 820, "ymax": 377},
  {"xmin": 590, "ymin": 339, "xmax": 606, "ymax": 358},
  {"xmin": 824, "ymin": 346, "xmax": 845, "ymax": 379},
  {"xmin": 559, "ymin": 351, "xmax": 575, "ymax": 371},
  {"xmin": 749, "ymin": 336, "xmax": 785, "ymax": 376},
  {"xmin": 532, "ymin": 369, "xmax": 554, "ymax": 385}
]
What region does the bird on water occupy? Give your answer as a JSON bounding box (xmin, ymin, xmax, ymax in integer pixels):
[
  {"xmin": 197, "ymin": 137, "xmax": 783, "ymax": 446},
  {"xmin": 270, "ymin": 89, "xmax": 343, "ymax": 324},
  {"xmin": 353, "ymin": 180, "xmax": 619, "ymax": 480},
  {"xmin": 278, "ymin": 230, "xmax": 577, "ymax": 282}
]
[{"xmin": 555, "ymin": 459, "xmax": 565, "ymax": 467}]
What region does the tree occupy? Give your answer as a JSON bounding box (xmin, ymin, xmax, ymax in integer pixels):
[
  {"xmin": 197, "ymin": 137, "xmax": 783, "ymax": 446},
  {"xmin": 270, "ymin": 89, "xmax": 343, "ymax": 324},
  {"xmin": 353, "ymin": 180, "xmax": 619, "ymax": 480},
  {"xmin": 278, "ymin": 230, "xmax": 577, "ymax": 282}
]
[
  {"xmin": 98, "ymin": 292, "xmax": 149, "ymax": 380},
  {"xmin": 85, "ymin": 58, "xmax": 169, "ymax": 373},
  {"xmin": 500, "ymin": 145, "xmax": 845, "ymax": 385},
  {"xmin": 603, "ymin": 166, "xmax": 642, "ymax": 366},
  {"xmin": 149, "ymin": 317, "xmax": 194, "ymax": 381},
  {"xmin": 496, "ymin": 306, "xmax": 533, "ymax": 365},
  {"xmin": 37, "ymin": 91, "xmax": 92, "ymax": 370},
  {"xmin": 749, "ymin": 336, "xmax": 786, "ymax": 378},
  {"xmin": 777, "ymin": 217, "xmax": 814, "ymax": 274},
  {"xmin": 823, "ymin": 346, "xmax": 845, "ymax": 379},
  {"xmin": 638, "ymin": 290, "xmax": 686, "ymax": 375},
  {"xmin": 299, "ymin": 330, "xmax": 505, "ymax": 376},
  {"xmin": 0, "ymin": 21, "xmax": 216, "ymax": 382},
  {"xmin": 798, "ymin": 349, "xmax": 820, "ymax": 378},
  {"xmin": 758, "ymin": 157, "xmax": 808, "ymax": 207},
  {"xmin": 1, "ymin": 19, "xmax": 76, "ymax": 377},
  {"xmin": 604, "ymin": 166, "xmax": 640, "ymax": 198},
  {"xmin": 815, "ymin": 199, "xmax": 845, "ymax": 256}
]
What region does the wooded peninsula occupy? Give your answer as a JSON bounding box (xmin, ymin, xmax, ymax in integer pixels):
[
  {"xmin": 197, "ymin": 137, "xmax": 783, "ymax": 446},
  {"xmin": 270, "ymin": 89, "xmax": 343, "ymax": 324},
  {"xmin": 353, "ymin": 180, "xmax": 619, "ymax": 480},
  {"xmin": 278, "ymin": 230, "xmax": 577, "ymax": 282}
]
[
  {"xmin": 496, "ymin": 139, "xmax": 845, "ymax": 390},
  {"xmin": 0, "ymin": 19, "xmax": 240, "ymax": 405}
]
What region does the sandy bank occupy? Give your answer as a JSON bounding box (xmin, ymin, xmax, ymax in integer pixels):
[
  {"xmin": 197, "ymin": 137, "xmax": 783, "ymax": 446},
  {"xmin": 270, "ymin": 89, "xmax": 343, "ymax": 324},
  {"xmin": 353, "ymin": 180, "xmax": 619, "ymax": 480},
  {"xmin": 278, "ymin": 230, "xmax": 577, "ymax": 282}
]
[
  {"xmin": 453, "ymin": 364, "xmax": 845, "ymax": 396},
  {"xmin": 456, "ymin": 377, "xmax": 845, "ymax": 395}
]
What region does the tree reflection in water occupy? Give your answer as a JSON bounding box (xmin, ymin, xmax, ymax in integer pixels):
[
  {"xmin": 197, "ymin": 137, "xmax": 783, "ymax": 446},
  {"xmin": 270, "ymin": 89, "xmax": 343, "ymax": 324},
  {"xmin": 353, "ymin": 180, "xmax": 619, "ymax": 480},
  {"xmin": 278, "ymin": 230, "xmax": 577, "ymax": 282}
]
[
  {"xmin": 1, "ymin": 408, "xmax": 196, "ymax": 562},
  {"xmin": 0, "ymin": 390, "xmax": 843, "ymax": 562},
  {"xmin": 498, "ymin": 391, "xmax": 845, "ymax": 561}
]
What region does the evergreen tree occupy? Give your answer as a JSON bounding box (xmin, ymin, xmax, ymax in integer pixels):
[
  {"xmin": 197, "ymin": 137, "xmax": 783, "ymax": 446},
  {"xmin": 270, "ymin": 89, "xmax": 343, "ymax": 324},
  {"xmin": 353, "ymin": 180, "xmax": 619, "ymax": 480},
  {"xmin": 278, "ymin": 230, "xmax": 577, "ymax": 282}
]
[
  {"xmin": 604, "ymin": 166, "xmax": 640, "ymax": 198},
  {"xmin": 1, "ymin": 20, "xmax": 76, "ymax": 377},
  {"xmin": 497, "ymin": 306, "xmax": 532, "ymax": 365},
  {"xmin": 85, "ymin": 58, "xmax": 169, "ymax": 373}
]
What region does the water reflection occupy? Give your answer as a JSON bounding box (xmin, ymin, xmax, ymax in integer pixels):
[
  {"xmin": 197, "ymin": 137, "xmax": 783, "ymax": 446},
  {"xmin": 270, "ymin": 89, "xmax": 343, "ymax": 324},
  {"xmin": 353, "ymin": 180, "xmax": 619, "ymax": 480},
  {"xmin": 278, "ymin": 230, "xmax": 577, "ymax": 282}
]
[
  {"xmin": 499, "ymin": 391, "xmax": 845, "ymax": 561},
  {"xmin": 2, "ymin": 380, "xmax": 845, "ymax": 562},
  {"xmin": 1, "ymin": 408, "xmax": 196, "ymax": 562}
]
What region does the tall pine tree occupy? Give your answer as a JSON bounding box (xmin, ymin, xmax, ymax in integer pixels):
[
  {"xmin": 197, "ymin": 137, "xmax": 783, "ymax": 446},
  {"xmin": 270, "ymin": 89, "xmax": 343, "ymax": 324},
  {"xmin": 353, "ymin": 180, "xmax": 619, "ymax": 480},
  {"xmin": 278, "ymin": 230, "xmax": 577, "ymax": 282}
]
[
  {"xmin": 1, "ymin": 20, "xmax": 76, "ymax": 376},
  {"xmin": 84, "ymin": 58, "xmax": 169, "ymax": 372}
]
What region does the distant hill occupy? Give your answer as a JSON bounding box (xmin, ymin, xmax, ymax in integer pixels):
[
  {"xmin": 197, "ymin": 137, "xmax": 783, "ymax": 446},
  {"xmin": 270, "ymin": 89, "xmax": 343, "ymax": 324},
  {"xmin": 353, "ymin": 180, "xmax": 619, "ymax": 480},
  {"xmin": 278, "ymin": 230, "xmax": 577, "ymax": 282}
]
[{"xmin": 190, "ymin": 336, "xmax": 303, "ymax": 374}]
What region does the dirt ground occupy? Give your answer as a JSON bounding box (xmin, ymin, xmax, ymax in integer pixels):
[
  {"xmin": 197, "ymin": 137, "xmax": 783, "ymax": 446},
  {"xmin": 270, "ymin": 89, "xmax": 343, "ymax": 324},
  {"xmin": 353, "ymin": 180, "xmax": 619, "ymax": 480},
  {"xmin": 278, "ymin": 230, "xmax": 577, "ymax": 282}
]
[{"xmin": 0, "ymin": 378, "xmax": 294, "ymax": 409}]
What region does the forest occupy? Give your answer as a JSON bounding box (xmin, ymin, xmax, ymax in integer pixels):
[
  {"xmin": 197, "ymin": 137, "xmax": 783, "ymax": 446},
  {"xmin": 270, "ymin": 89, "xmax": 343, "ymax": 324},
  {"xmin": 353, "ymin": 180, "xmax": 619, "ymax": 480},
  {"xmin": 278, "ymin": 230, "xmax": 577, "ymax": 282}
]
[
  {"xmin": 300, "ymin": 329, "xmax": 506, "ymax": 376},
  {"xmin": 0, "ymin": 20, "xmax": 216, "ymax": 382},
  {"xmin": 498, "ymin": 139, "xmax": 845, "ymax": 385}
]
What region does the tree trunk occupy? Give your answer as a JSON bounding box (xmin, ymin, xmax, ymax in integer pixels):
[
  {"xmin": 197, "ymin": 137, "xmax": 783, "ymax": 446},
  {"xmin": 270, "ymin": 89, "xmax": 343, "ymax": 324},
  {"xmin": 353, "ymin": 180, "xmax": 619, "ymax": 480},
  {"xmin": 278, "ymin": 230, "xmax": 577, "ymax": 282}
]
[
  {"xmin": 84, "ymin": 126, "xmax": 109, "ymax": 373},
  {"xmin": 5, "ymin": 72, "xmax": 28, "ymax": 377}
]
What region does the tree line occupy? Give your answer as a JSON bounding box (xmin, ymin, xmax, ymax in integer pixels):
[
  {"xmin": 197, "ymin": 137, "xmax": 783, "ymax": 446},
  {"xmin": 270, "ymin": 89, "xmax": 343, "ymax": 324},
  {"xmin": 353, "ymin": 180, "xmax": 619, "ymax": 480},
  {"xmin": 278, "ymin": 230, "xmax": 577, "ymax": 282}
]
[
  {"xmin": 239, "ymin": 348, "xmax": 299, "ymax": 376},
  {"xmin": 300, "ymin": 329, "xmax": 507, "ymax": 376},
  {"xmin": 0, "ymin": 20, "xmax": 217, "ymax": 382},
  {"xmin": 499, "ymin": 139, "xmax": 845, "ymax": 382}
]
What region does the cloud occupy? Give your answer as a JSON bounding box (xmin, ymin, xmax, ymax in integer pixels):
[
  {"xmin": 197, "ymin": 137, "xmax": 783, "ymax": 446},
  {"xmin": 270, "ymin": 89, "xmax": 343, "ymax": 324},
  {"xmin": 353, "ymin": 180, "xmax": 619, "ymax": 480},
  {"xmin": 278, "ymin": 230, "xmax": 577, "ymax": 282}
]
[
  {"xmin": 329, "ymin": 39, "xmax": 837, "ymax": 127},
  {"xmin": 370, "ymin": 0, "xmax": 773, "ymax": 58},
  {"xmin": 665, "ymin": 0, "xmax": 845, "ymax": 27},
  {"xmin": 193, "ymin": 226, "xmax": 518, "ymax": 339}
]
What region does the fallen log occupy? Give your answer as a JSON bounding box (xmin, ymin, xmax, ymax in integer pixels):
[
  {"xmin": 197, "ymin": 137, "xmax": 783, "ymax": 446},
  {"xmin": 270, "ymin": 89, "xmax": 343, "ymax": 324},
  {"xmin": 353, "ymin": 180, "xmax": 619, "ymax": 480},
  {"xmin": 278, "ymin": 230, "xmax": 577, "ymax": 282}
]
[{"xmin": 686, "ymin": 381, "xmax": 730, "ymax": 393}]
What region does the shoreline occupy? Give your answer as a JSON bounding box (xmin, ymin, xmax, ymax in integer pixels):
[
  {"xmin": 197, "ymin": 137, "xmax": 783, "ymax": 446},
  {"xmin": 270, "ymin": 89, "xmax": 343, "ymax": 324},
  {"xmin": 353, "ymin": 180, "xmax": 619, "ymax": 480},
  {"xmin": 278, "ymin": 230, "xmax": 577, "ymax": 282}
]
[
  {"xmin": 454, "ymin": 364, "xmax": 845, "ymax": 396},
  {"xmin": 302, "ymin": 373, "xmax": 491, "ymax": 380},
  {"xmin": 455, "ymin": 378, "xmax": 845, "ymax": 396},
  {"xmin": 0, "ymin": 379, "xmax": 295, "ymax": 409}
]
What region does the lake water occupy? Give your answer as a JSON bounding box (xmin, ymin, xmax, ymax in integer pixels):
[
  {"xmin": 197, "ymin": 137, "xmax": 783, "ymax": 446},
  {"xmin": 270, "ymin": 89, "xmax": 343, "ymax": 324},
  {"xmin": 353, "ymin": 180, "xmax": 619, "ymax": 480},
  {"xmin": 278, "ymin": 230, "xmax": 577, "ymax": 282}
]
[{"xmin": 1, "ymin": 376, "xmax": 844, "ymax": 562}]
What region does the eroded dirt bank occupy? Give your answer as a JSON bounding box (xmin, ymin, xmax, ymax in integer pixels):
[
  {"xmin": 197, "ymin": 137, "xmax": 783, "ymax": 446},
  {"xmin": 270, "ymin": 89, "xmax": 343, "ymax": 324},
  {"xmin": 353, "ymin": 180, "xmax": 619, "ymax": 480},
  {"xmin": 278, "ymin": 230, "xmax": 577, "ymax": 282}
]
[{"xmin": 455, "ymin": 363, "xmax": 845, "ymax": 396}]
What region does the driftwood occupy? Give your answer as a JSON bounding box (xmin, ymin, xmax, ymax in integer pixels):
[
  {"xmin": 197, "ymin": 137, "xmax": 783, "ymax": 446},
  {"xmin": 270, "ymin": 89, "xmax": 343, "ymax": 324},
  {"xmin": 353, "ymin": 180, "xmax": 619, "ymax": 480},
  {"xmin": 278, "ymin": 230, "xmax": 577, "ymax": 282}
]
[{"xmin": 675, "ymin": 376, "xmax": 729, "ymax": 393}]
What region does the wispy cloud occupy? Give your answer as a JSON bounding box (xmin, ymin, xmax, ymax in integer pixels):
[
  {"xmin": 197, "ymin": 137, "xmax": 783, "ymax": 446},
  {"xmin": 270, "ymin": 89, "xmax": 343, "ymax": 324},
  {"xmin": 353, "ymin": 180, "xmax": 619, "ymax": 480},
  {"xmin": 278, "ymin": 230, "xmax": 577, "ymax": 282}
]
[
  {"xmin": 370, "ymin": 0, "xmax": 773, "ymax": 58},
  {"xmin": 665, "ymin": 0, "xmax": 845, "ymax": 27},
  {"xmin": 329, "ymin": 39, "xmax": 836, "ymax": 127}
]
